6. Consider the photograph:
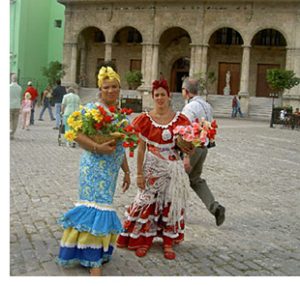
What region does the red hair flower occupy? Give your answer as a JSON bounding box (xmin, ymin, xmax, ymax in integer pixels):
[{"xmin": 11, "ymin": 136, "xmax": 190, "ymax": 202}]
[{"xmin": 152, "ymin": 79, "xmax": 170, "ymax": 97}]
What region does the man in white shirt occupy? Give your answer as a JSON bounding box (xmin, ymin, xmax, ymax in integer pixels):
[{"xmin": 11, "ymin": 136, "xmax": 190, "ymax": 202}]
[
  {"xmin": 181, "ymin": 77, "xmax": 225, "ymax": 226},
  {"xmin": 10, "ymin": 74, "xmax": 22, "ymax": 139}
]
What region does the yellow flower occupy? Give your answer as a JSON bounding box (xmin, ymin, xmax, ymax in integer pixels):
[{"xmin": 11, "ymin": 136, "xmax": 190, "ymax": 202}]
[
  {"xmin": 67, "ymin": 116, "xmax": 75, "ymax": 126},
  {"xmin": 72, "ymin": 111, "xmax": 81, "ymax": 117},
  {"xmin": 72, "ymin": 120, "xmax": 83, "ymax": 131},
  {"xmin": 93, "ymin": 113, "xmax": 104, "ymax": 123},
  {"xmin": 64, "ymin": 130, "xmax": 77, "ymax": 142}
]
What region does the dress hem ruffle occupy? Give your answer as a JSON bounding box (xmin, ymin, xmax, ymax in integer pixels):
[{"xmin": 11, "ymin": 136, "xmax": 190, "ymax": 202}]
[
  {"xmin": 57, "ymin": 204, "xmax": 123, "ymax": 236},
  {"xmin": 56, "ymin": 256, "xmax": 111, "ymax": 268}
]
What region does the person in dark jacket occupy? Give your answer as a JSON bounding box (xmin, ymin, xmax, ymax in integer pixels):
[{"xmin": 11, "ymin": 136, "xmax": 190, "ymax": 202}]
[{"xmin": 52, "ymin": 79, "xmax": 67, "ymax": 129}]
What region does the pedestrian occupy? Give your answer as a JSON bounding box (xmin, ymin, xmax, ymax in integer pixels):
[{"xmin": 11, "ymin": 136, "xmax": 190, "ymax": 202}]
[
  {"xmin": 61, "ymin": 85, "xmax": 80, "ymax": 147},
  {"xmin": 38, "ymin": 86, "xmax": 55, "ymax": 121},
  {"xmin": 52, "ymin": 79, "xmax": 67, "ymax": 130},
  {"xmin": 236, "ymin": 96, "xmax": 243, "ymax": 117},
  {"xmin": 10, "ymin": 74, "xmax": 22, "ymax": 140},
  {"xmin": 231, "ymin": 95, "xmax": 238, "ymax": 118},
  {"xmin": 116, "ymin": 79, "xmax": 191, "ymax": 260},
  {"xmin": 23, "ymin": 81, "xmax": 38, "ymax": 125},
  {"xmin": 181, "ymin": 77, "xmax": 226, "ymax": 226},
  {"xmin": 56, "ymin": 66, "xmax": 131, "ymax": 276},
  {"xmin": 21, "ymin": 92, "xmax": 33, "ymax": 130}
]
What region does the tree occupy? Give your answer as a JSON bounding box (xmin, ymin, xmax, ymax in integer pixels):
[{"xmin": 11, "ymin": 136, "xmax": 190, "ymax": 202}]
[
  {"xmin": 125, "ymin": 70, "xmax": 143, "ymax": 90},
  {"xmin": 266, "ymin": 68, "xmax": 300, "ymax": 127},
  {"xmin": 266, "ymin": 68, "xmax": 300, "ymax": 96},
  {"xmin": 193, "ymin": 71, "xmax": 216, "ymax": 100},
  {"xmin": 41, "ymin": 61, "xmax": 65, "ymax": 86}
]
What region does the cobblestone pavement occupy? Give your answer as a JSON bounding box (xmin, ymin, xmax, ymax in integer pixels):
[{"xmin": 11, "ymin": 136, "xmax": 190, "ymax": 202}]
[{"xmin": 10, "ymin": 110, "xmax": 300, "ymax": 276}]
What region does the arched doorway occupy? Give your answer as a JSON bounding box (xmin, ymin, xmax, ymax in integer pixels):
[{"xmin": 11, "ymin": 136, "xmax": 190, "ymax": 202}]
[
  {"xmin": 170, "ymin": 57, "xmax": 190, "ymax": 92},
  {"xmin": 251, "ymin": 29, "xmax": 287, "ymax": 97},
  {"xmin": 159, "ymin": 27, "xmax": 191, "ymax": 91},
  {"xmin": 208, "ymin": 27, "xmax": 244, "ymax": 95},
  {"xmin": 112, "ymin": 26, "xmax": 143, "ymax": 88},
  {"xmin": 77, "ymin": 27, "xmax": 105, "ymax": 87}
]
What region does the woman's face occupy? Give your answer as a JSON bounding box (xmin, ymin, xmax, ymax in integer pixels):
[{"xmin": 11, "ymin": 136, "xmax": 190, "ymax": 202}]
[
  {"xmin": 153, "ymin": 87, "xmax": 170, "ymax": 108},
  {"xmin": 100, "ymin": 78, "xmax": 120, "ymax": 106}
]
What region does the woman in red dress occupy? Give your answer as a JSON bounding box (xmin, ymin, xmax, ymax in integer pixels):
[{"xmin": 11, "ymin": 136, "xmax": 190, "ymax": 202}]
[{"xmin": 116, "ymin": 79, "xmax": 191, "ymax": 260}]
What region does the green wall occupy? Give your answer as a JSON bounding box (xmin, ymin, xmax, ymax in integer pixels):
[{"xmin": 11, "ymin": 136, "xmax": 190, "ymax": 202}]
[{"xmin": 10, "ymin": 0, "xmax": 65, "ymax": 93}]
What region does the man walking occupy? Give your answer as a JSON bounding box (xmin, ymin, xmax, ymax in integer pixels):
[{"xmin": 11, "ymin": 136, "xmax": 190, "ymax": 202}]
[
  {"xmin": 10, "ymin": 74, "xmax": 22, "ymax": 139},
  {"xmin": 52, "ymin": 79, "xmax": 67, "ymax": 130},
  {"xmin": 181, "ymin": 77, "xmax": 225, "ymax": 226},
  {"xmin": 23, "ymin": 81, "xmax": 38, "ymax": 125}
]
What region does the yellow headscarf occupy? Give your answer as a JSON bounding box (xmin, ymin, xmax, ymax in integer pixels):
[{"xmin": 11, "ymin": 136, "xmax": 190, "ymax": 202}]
[{"xmin": 98, "ymin": 66, "xmax": 121, "ymax": 88}]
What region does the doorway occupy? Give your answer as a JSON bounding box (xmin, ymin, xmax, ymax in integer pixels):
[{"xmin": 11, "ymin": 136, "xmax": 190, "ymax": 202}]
[
  {"xmin": 218, "ymin": 62, "xmax": 241, "ymax": 95},
  {"xmin": 256, "ymin": 64, "xmax": 280, "ymax": 97},
  {"xmin": 170, "ymin": 58, "xmax": 190, "ymax": 92}
]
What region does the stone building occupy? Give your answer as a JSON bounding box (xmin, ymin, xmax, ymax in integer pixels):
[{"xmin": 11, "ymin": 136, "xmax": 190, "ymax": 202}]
[{"xmin": 58, "ymin": 0, "xmax": 300, "ymax": 116}]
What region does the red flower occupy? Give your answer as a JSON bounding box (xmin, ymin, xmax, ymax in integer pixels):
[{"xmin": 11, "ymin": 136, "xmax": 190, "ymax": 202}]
[
  {"xmin": 211, "ymin": 120, "xmax": 218, "ymax": 129},
  {"xmin": 124, "ymin": 125, "xmax": 134, "ymax": 132},
  {"xmin": 129, "ymin": 151, "xmax": 134, "ymax": 157},
  {"xmin": 104, "ymin": 115, "xmax": 112, "ymax": 123},
  {"xmin": 94, "ymin": 122, "xmax": 103, "ymax": 130},
  {"xmin": 97, "ymin": 106, "xmax": 107, "ymax": 116},
  {"xmin": 129, "ymin": 141, "xmax": 135, "ymax": 148},
  {"xmin": 123, "ymin": 142, "xmax": 130, "ymax": 148},
  {"xmin": 207, "ymin": 129, "xmax": 216, "ymax": 139},
  {"xmin": 108, "ymin": 106, "xmax": 116, "ymax": 113},
  {"xmin": 126, "ymin": 108, "xmax": 133, "ymax": 115}
]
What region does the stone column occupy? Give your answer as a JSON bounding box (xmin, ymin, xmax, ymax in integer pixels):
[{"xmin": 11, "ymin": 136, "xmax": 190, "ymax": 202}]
[
  {"xmin": 70, "ymin": 43, "xmax": 78, "ymax": 84},
  {"xmin": 238, "ymin": 45, "xmax": 251, "ymax": 116},
  {"xmin": 194, "ymin": 45, "xmax": 203, "ymax": 76},
  {"xmin": 104, "ymin": 42, "xmax": 112, "ymax": 61},
  {"xmin": 140, "ymin": 43, "xmax": 155, "ymax": 110},
  {"xmin": 200, "ymin": 45, "xmax": 208, "ymax": 75},
  {"xmin": 284, "ymin": 47, "xmax": 300, "ymax": 104},
  {"xmin": 189, "ymin": 45, "xmax": 195, "ymax": 76},
  {"xmin": 151, "ymin": 44, "xmax": 159, "ymax": 81},
  {"xmin": 141, "ymin": 43, "xmax": 154, "ymax": 89},
  {"xmin": 239, "ymin": 45, "xmax": 251, "ymax": 96},
  {"xmin": 62, "ymin": 42, "xmax": 75, "ymax": 86},
  {"xmin": 79, "ymin": 46, "xmax": 87, "ymax": 86}
]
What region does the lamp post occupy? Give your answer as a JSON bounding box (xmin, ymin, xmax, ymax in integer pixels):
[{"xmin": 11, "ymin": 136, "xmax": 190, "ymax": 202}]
[{"xmin": 269, "ymin": 92, "xmax": 278, "ymax": 128}]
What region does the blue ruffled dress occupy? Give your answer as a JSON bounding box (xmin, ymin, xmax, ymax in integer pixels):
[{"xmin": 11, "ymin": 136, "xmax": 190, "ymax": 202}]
[{"xmin": 57, "ymin": 103, "xmax": 125, "ymax": 268}]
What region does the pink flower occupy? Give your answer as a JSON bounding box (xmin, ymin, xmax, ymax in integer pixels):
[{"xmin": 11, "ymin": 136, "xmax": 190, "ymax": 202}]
[{"xmin": 183, "ymin": 134, "xmax": 194, "ymax": 142}]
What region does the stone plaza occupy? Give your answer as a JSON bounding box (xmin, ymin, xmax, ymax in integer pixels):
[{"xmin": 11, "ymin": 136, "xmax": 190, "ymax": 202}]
[{"xmin": 10, "ymin": 110, "xmax": 300, "ymax": 276}]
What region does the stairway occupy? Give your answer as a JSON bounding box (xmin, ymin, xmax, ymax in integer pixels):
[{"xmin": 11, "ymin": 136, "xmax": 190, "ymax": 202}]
[
  {"xmin": 78, "ymin": 88, "xmax": 276, "ymax": 121},
  {"xmin": 248, "ymin": 97, "xmax": 274, "ymax": 121},
  {"xmin": 207, "ymin": 95, "xmax": 233, "ymax": 118}
]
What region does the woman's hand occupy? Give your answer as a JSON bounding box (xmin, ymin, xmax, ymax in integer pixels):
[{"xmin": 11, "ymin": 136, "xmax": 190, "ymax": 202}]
[
  {"xmin": 136, "ymin": 174, "xmax": 146, "ymax": 190},
  {"xmin": 122, "ymin": 173, "xmax": 131, "ymax": 192},
  {"xmin": 178, "ymin": 143, "xmax": 194, "ymax": 155},
  {"xmin": 97, "ymin": 140, "xmax": 116, "ymax": 154}
]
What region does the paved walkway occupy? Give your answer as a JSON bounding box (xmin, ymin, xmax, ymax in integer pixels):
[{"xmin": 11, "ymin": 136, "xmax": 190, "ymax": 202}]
[{"xmin": 10, "ymin": 110, "xmax": 300, "ymax": 276}]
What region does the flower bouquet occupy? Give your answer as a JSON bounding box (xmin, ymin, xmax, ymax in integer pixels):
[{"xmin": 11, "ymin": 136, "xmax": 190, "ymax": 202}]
[
  {"xmin": 174, "ymin": 118, "xmax": 218, "ymax": 150},
  {"xmin": 64, "ymin": 104, "xmax": 139, "ymax": 157}
]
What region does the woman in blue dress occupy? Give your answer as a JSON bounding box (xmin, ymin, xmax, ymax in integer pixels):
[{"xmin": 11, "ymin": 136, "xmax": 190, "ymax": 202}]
[{"xmin": 57, "ymin": 67, "xmax": 131, "ymax": 276}]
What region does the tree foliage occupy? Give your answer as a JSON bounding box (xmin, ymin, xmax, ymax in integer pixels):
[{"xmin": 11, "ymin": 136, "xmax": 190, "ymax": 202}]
[
  {"xmin": 41, "ymin": 61, "xmax": 65, "ymax": 86},
  {"xmin": 125, "ymin": 70, "xmax": 143, "ymax": 89},
  {"xmin": 193, "ymin": 71, "xmax": 216, "ymax": 95},
  {"xmin": 266, "ymin": 68, "xmax": 300, "ymax": 94}
]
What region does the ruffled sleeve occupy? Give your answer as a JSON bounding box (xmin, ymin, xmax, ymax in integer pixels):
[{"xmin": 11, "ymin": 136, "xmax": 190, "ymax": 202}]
[
  {"xmin": 176, "ymin": 113, "xmax": 191, "ymax": 127},
  {"xmin": 132, "ymin": 113, "xmax": 152, "ymax": 139}
]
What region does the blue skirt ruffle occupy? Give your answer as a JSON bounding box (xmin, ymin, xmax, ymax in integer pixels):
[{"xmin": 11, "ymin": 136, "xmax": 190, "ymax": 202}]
[
  {"xmin": 57, "ymin": 245, "xmax": 114, "ymax": 268},
  {"xmin": 57, "ymin": 205, "xmax": 123, "ymax": 236}
]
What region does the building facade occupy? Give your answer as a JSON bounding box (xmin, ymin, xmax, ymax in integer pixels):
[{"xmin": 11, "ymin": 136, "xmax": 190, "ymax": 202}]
[
  {"xmin": 58, "ymin": 0, "xmax": 300, "ymax": 112},
  {"xmin": 10, "ymin": 0, "xmax": 65, "ymax": 90}
]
